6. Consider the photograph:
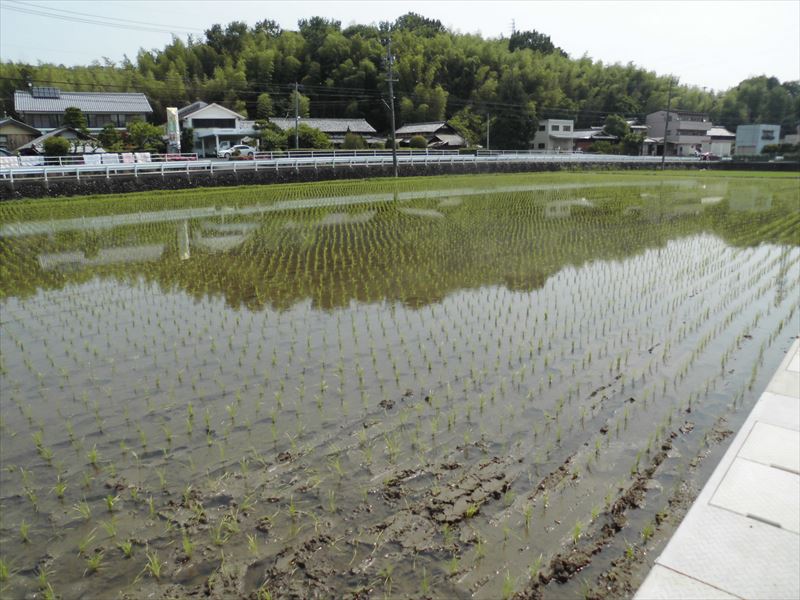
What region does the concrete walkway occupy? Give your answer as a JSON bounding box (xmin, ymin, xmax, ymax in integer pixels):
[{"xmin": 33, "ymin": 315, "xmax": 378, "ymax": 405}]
[{"xmin": 635, "ymin": 339, "xmax": 800, "ymax": 600}]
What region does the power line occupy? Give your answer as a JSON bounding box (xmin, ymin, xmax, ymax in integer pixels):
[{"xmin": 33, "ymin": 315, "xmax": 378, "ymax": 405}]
[
  {"xmin": 7, "ymin": 0, "xmax": 205, "ymax": 33},
  {"xmin": 1, "ymin": 2, "xmax": 200, "ymax": 36}
]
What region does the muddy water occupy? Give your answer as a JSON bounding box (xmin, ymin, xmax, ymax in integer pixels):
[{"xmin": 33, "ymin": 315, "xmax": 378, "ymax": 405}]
[{"xmin": 1, "ymin": 174, "xmax": 798, "ymax": 599}]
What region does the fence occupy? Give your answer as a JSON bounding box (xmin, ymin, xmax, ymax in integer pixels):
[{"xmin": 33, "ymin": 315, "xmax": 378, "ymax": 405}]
[
  {"xmin": 1, "ymin": 152, "xmax": 703, "ymax": 186},
  {"xmin": 0, "ymin": 152, "xmax": 198, "ymax": 169}
]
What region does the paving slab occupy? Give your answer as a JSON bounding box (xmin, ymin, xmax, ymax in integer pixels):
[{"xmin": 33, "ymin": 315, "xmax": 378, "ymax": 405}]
[
  {"xmin": 636, "ymin": 339, "xmax": 800, "ymax": 600},
  {"xmin": 737, "ymin": 422, "xmax": 800, "ymax": 473},
  {"xmin": 710, "ymin": 458, "xmax": 800, "ymax": 533},
  {"xmin": 635, "ymin": 565, "xmax": 741, "ymax": 600}
]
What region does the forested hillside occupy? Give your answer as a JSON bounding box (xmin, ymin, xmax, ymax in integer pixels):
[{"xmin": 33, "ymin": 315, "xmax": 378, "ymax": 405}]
[{"xmin": 1, "ymin": 13, "xmax": 797, "ymax": 147}]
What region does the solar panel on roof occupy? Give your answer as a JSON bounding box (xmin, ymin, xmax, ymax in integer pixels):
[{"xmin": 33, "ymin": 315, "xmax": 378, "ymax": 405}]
[{"xmin": 30, "ymin": 87, "xmax": 60, "ymax": 99}]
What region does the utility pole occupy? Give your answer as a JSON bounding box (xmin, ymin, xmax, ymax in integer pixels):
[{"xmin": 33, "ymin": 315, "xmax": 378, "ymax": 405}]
[
  {"xmin": 294, "ymin": 81, "xmax": 299, "ymax": 150},
  {"xmin": 486, "ymin": 113, "xmax": 490, "ymax": 151},
  {"xmin": 386, "ymin": 38, "xmax": 398, "ymax": 178},
  {"xmin": 661, "ymin": 77, "xmax": 674, "ymax": 170}
]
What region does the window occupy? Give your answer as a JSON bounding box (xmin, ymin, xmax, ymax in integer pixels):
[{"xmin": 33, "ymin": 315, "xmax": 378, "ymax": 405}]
[
  {"xmin": 30, "ymin": 114, "xmax": 60, "ymax": 129},
  {"xmin": 761, "ymin": 130, "xmax": 775, "ymax": 141},
  {"xmin": 678, "ymin": 129, "xmax": 708, "ymax": 136},
  {"xmin": 192, "ymin": 118, "xmax": 237, "ymax": 129},
  {"xmin": 551, "ymin": 125, "xmax": 560, "ymax": 131},
  {"xmin": 0, "ymin": 134, "xmax": 7, "ymax": 148},
  {"xmin": 563, "ymin": 125, "xmax": 572, "ymax": 132},
  {"xmin": 538, "ymin": 125, "xmax": 546, "ymax": 131},
  {"xmin": 538, "ymin": 143, "xmax": 545, "ymax": 149}
]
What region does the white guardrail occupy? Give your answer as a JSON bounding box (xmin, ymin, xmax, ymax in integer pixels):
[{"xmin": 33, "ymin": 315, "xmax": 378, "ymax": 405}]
[{"xmin": 0, "ymin": 152, "xmax": 702, "ymax": 184}]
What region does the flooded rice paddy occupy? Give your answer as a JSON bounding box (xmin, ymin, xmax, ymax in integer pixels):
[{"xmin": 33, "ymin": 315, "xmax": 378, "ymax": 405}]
[{"xmin": 0, "ymin": 172, "xmax": 798, "ymax": 599}]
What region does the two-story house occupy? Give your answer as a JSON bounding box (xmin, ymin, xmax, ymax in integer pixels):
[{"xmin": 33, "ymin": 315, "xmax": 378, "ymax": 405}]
[
  {"xmin": 646, "ymin": 110, "xmax": 713, "ymax": 156},
  {"xmin": 531, "ymin": 119, "xmax": 574, "ymax": 152},
  {"xmin": 734, "ymin": 124, "xmax": 782, "ymax": 156},
  {"xmin": 178, "ymin": 102, "xmax": 258, "ymax": 157}
]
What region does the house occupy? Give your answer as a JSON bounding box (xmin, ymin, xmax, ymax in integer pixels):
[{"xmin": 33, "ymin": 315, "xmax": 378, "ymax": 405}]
[
  {"xmin": 178, "ymin": 102, "xmax": 257, "ymax": 157},
  {"xmin": 270, "ymin": 117, "xmax": 384, "ymax": 147},
  {"xmin": 570, "ymin": 128, "xmax": 618, "ymax": 152},
  {"xmin": 14, "ymin": 87, "xmax": 152, "ymax": 132},
  {"xmin": 394, "ymin": 122, "xmax": 466, "ymax": 149},
  {"xmin": 626, "ymin": 120, "xmax": 649, "ymax": 136},
  {"xmin": 16, "ymin": 127, "xmax": 101, "ymax": 155},
  {"xmin": 531, "ymin": 119, "xmax": 574, "ymax": 152},
  {"xmin": 0, "ymin": 117, "xmax": 41, "ymax": 152},
  {"xmin": 646, "ymin": 110, "xmax": 712, "ymax": 156},
  {"xmin": 782, "ymin": 124, "xmax": 800, "ymax": 146},
  {"xmin": 735, "ymin": 124, "xmax": 782, "ymax": 156},
  {"xmin": 707, "ymin": 126, "xmax": 735, "ymax": 157}
]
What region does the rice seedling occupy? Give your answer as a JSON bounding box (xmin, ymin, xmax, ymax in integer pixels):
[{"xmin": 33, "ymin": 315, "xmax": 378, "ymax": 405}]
[
  {"xmin": 19, "ymin": 520, "xmax": 30, "ymax": 543},
  {"xmin": 144, "ymin": 550, "xmax": 164, "ymax": 580},
  {"xmin": 117, "ymin": 539, "xmax": 134, "ymax": 558},
  {"xmin": 84, "ymin": 551, "xmax": 104, "ymax": 575}
]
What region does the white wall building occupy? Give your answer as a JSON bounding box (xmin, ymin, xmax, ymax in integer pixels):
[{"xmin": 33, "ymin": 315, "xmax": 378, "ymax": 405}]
[
  {"xmin": 707, "ymin": 126, "xmax": 735, "ymax": 157},
  {"xmin": 734, "ymin": 124, "xmax": 781, "ymax": 156},
  {"xmin": 532, "ymin": 119, "xmax": 574, "ymax": 152},
  {"xmin": 178, "ymin": 102, "xmax": 257, "ymax": 157}
]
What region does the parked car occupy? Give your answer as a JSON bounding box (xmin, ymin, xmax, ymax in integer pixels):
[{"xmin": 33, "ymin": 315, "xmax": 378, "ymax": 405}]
[
  {"xmin": 0, "ymin": 148, "xmax": 12, "ymax": 156},
  {"xmin": 218, "ymin": 144, "xmax": 256, "ymax": 159}
]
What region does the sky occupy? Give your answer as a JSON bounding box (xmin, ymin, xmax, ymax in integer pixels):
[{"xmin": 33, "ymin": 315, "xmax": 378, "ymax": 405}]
[{"xmin": 1, "ymin": 0, "xmax": 798, "ymax": 92}]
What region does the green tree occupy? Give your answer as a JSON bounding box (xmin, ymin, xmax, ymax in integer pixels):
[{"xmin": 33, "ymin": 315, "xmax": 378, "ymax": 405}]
[
  {"xmin": 97, "ymin": 123, "xmax": 121, "ymax": 150},
  {"xmin": 256, "ymin": 92, "xmax": 273, "ymax": 119},
  {"xmin": 127, "ymin": 120, "xmax": 164, "ymax": 151},
  {"xmin": 392, "ymin": 13, "xmax": 446, "ymax": 36},
  {"xmin": 255, "ymin": 122, "xmax": 286, "ymax": 150},
  {"xmin": 491, "ymin": 68, "xmax": 537, "ymax": 149},
  {"xmin": 508, "ymin": 30, "xmax": 563, "ymax": 55},
  {"xmin": 62, "ymin": 106, "xmax": 87, "ymax": 130},
  {"xmin": 293, "ymin": 123, "xmax": 331, "ymax": 149},
  {"xmin": 620, "ymin": 132, "xmax": 644, "ymax": 155},
  {"xmin": 43, "ymin": 136, "xmax": 70, "ymax": 155},
  {"xmin": 408, "ymin": 135, "xmax": 428, "ymax": 148},
  {"xmin": 342, "ymin": 131, "xmax": 366, "ymax": 149},
  {"xmin": 180, "ymin": 127, "xmax": 194, "ymax": 153},
  {"xmin": 287, "ymin": 89, "xmax": 310, "ymax": 118},
  {"xmin": 604, "ymin": 114, "xmax": 630, "ymax": 138}
]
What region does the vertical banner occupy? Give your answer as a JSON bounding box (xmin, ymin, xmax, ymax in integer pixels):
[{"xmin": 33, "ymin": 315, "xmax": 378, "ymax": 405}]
[{"xmin": 166, "ymin": 107, "xmax": 181, "ymax": 154}]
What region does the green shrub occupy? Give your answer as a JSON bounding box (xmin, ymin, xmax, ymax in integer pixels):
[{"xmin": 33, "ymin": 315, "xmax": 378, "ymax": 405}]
[
  {"xmin": 409, "ymin": 135, "xmax": 428, "ymax": 149},
  {"xmin": 43, "ymin": 136, "xmax": 71, "ymax": 156},
  {"xmin": 342, "ymin": 132, "xmax": 366, "ymax": 150}
]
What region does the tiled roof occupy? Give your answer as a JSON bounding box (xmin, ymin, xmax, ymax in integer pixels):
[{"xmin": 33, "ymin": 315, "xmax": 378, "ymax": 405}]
[
  {"xmin": 707, "ymin": 126, "xmax": 735, "ymax": 138},
  {"xmin": 15, "ymin": 90, "xmax": 152, "ymax": 114},
  {"xmin": 430, "ymin": 133, "xmax": 466, "ymax": 147},
  {"xmin": 0, "ymin": 117, "xmax": 40, "ymax": 134},
  {"xmin": 16, "ymin": 127, "xmax": 97, "ymax": 151},
  {"xmin": 270, "ymin": 118, "xmax": 376, "ymax": 134},
  {"xmin": 178, "ymin": 101, "xmax": 208, "ymax": 119},
  {"xmin": 395, "ymin": 122, "xmax": 447, "ymax": 135}
]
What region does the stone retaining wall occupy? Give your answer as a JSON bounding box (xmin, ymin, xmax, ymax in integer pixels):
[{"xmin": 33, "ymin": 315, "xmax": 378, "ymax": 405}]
[{"xmin": 1, "ymin": 160, "xmax": 796, "ymax": 201}]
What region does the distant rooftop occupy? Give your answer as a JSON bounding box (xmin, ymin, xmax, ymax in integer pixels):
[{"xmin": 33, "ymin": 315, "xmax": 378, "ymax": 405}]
[
  {"xmin": 707, "ymin": 126, "xmax": 735, "ymax": 138},
  {"xmin": 178, "ymin": 101, "xmax": 208, "ymax": 120},
  {"xmin": 270, "ymin": 117, "xmax": 376, "ymax": 134},
  {"xmin": 15, "ymin": 89, "xmax": 152, "ymax": 114},
  {"xmin": 396, "ymin": 122, "xmax": 448, "ymax": 135}
]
